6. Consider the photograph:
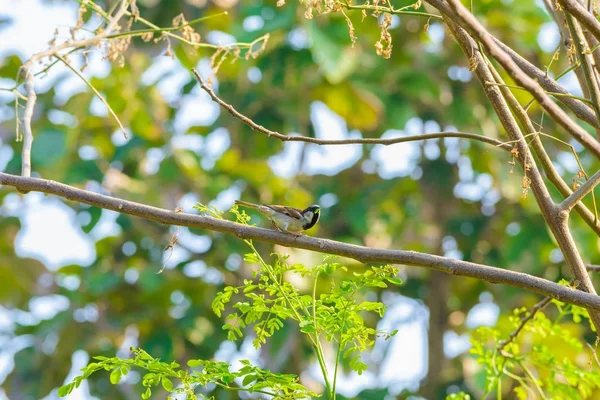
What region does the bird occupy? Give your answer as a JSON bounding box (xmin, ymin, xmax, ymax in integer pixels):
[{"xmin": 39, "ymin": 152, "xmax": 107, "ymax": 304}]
[{"xmin": 234, "ymin": 200, "xmax": 320, "ymax": 235}]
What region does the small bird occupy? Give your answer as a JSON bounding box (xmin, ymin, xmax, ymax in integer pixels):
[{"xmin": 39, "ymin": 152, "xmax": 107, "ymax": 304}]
[{"xmin": 234, "ymin": 200, "xmax": 320, "ymax": 234}]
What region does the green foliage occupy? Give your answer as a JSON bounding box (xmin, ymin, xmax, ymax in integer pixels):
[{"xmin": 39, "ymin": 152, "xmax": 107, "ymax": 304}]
[
  {"xmin": 467, "ymin": 296, "xmax": 600, "ymax": 399},
  {"xmin": 59, "ymin": 347, "xmax": 317, "ymax": 399},
  {"xmin": 207, "ymin": 203, "xmax": 401, "ymax": 395},
  {"xmin": 59, "ymin": 205, "xmax": 401, "ymax": 399},
  {"xmin": 446, "ymin": 393, "xmax": 471, "ymax": 400}
]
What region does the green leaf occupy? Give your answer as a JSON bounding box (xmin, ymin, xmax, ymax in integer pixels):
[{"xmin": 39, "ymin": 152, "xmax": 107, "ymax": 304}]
[
  {"xmin": 242, "ymin": 373, "xmax": 257, "ymax": 386},
  {"xmin": 299, "ymin": 320, "xmax": 316, "ymax": 333},
  {"xmin": 142, "ymin": 387, "xmax": 151, "ymax": 400},
  {"xmin": 110, "ymin": 368, "xmax": 122, "ymax": 385},
  {"xmin": 57, "ymin": 383, "xmax": 73, "ymax": 397},
  {"xmin": 187, "ymin": 359, "xmax": 203, "ymax": 368},
  {"xmin": 161, "ymin": 377, "xmax": 173, "ymax": 391},
  {"xmin": 386, "ymin": 277, "xmax": 403, "ymax": 285},
  {"xmin": 244, "ymin": 252, "xmax": 260, "ymax": 263}
]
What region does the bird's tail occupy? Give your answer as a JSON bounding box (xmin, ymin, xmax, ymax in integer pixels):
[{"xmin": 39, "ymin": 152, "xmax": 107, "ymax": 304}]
[{"xmin": 234, "ymin": 200, "xmax": 262, "ymax": 210}]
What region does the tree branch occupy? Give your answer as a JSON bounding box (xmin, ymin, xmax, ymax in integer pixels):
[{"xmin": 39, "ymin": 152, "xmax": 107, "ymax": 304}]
[
  {"xmin": 434, "ymin": 0, "xmax": 600, "ymax": 331},
  {"xmin": 560, "ymin": 168, "xmax": 600, "ymax": 212},
  {"xmin": 424, "ymin": 0, "xmax": 600, "ymax": 129},
  {"xmin": 426, "ymin": 0, "xmax": 600, "ymax": 159},
  {"xmin": 20, "ymin": 70, "xmax": 36, "ymax": 178},
  {"xmin": 564, "ymin": 12, "xmax": 600, "ymax": 138},
  {"xmin": 558, "ymin": 0, "xmax": 600, "ymax": 44},
  {"xmin": 18, "ymin": 0, "xmax": 129, "ymax": 177},
  {"xmin": 497, "ymin": 296, "xmax": 553, "ymax": 353},
  {"xmin": 487, "ymin": 59, "xmax": 600, "ymax": 236},
  {"xmin": 2, "ymin": 172, "xmax": 600, "ymax": 311},
  {"xmin": 191, "ymin": 69, "xmax": 511, "ymax": 150}
]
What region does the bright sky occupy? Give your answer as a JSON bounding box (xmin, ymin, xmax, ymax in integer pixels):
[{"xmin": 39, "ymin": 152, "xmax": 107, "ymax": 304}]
[{"xmin": 0, "ymin": 0, "xmax": 565, "ymax": 398}]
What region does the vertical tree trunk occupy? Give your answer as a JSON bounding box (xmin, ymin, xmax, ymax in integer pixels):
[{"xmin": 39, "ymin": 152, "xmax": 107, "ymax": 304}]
[{"xmin": 422, "ymin": 270, "xmax": 450, "ymax": 399}]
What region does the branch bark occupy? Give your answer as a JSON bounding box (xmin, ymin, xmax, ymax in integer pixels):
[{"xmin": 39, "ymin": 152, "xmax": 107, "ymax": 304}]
[
  {"xmin": 487, "ymin": 60, "xmax": 600, "ymax": 236},
  {"xmin": 432, "ymin": 0, "xmax": 600, "ymax": 331},
  {"xmin": 560, "ymin": 168, "xmax": 600, "ymax": 211},
  {"xmin": 192, "ymin": 69, "xmax": 511, "ymax": 150},
  {"xmin": 425, "ymin": 0, "xmax": 600, "ymax": 158},
  {"xmin": 425, "ymin": 0, "xmax": 600, "ymax": 129},
  {"xmin": 2, "ymin": 172, "xmax": 600, "ymax": 311},
  {"xmin": 564, "ymin": 12, "xmax": 600, "ymax": 138},
  {"xmin": 558, "ymin": 0, "xmax": 600, "ymax": 44}
]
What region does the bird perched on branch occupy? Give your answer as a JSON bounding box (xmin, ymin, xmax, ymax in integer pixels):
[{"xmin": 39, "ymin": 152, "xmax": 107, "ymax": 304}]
[{"xmin": 234, "ymin": 200, "xmax": 320, "ymax": 235}]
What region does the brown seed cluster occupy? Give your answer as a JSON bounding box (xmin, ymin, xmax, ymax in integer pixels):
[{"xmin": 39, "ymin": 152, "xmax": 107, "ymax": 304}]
[
  {"xmin": 172, "ymin": 14, "xmax": 202, "ymax": 45},
  {"xmin": 375, "ymin": 13, "xmax": 393, "ymax": 59},
  {"xmin": 573, "ymin": 170, "xmax": 586, "ymax": 190}
]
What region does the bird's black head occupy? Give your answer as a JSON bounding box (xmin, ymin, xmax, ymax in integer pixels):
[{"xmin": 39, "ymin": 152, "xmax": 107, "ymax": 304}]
[{"xmin": 302, "ymin": 205, "xmax": 320, "ymax": 230}]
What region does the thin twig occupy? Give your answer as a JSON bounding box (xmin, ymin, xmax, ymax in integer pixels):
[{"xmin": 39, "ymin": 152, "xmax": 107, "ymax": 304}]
[
  {"xmin": 497, "ymin": 297, "xmax": 552, "ymax": 353},
  {"xmin": 484, "ymin": 82, "xmax": 593, "ymax": 105},
  {"xmin": 191, "ymin": 69, "xmax": 510, "ymax": 150},
  {"xmin": 558, "ymin": 0, "xmax": 600, "ymax": 44},
  {"xmin": 342, "ymin": 3, "xmax": 442, "ymax": 19},
  {"xmin": 3, "ymin": 172, "xmax": 600, "ymax": 311},
  {"xmin": 427, "ymin": 0, "xmax": 600, "ymax": 158},
  {"xmin": 560, "ymin": 168, "xmax": 600, "ymax": 212},
  {"xmin": 106, "ymin": 12, "xmax": 229, "ymax": 41},
  {"xmin": 20, "ymin": 70, "xmax": 36, "ymax": 178},
  {"xmin": 18, "ymin": 0, "xmax": 129, "ymax": 177},
  {"xmin": 54, "ymin": 54, "xmax": 127, "ymax": 138}
]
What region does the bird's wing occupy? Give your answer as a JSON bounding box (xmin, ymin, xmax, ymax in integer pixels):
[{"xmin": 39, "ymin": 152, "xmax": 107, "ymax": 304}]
[{"xmin": 266, "ymin": 205, "xmax": 304, "ymax": 220}]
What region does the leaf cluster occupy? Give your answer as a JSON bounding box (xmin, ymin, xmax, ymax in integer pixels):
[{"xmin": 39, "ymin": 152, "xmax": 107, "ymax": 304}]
[
  {"xmin": 59, "ymin": 347, "xmax": 317, "ymax": 399},
  {"xmin": 463, "ymin": 294, "xmax": 600, "ymax": 399}
]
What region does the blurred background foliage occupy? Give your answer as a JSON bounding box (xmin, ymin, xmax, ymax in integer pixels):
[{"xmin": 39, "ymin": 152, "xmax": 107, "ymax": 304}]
[{"xmin": 0, "ymin": 0, "xmax": 599, "ymax": 398}]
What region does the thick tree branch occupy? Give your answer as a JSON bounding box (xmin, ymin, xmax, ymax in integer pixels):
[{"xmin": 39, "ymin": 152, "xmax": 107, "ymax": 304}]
[
  {"xmin": 436, "ymin": 0, "xmax": 600, "ymax": 331},
  {"xmin": 425, "ymin": 0, "xmax": 600, "ymax": 129},
  {"xmin": 493, "ymin": 37, "xmax": 599, "ymax": 129},
  {"xmin": 443, "ymin": 17, "xmax": 555, "ymax": 214},
  {"xmin": 191, "ymin": 69, "xmax": 511, "ymax": 150},
  {"xmin": 560, "ymin": 168, "xmax": 600, "ymax": 211},
  {"xmin": 564, "ymin": 13, "xmax": 600, "ymax": 138},
  {"xmin": 488, "ymin": 60, "xmax": 600, "ymax": 236},
  {"xmin": 426, "ymin": 0, "xmax": 600, "ymax": 159},
  {"xmin": 558, "ymin": 0, "xmax": 600, "ymax": 44},
  {"xmin": 2, "ymin": 172, "xmax": 600, "ymax": 310}
]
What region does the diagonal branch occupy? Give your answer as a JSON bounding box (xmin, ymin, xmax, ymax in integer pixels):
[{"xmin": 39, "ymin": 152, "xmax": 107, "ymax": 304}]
[
  {"xmin": 560, "ymin": 168, "xmax": 600, "ymax": 212},
  {"xmin": 487, "ymin": 59, "xmax": 600, "ymax": 236},
  {"xmin": 497, "ymin": 296, "xmax": 553, "ymax": 353},
  {"xmin": 426, "ymin": 0, "xmax": 600, "ymax": 159},
  {"xmin": 431, "ymin": 0, "xmax": 600, "ymax": 331},
  {"xmin": 564, "ymin": 12, "xmax": 600, "ymax": 138},
  {"xmin": 191, "ymin": 69, "xmax": 510, "ymax": 150},
  {"xmin": 2, "ymin": 172, "xmax": 600, "ymax": 311},
  {"xmin": 424, "ymin": 0, "xmax": 599, "ymax": 129},
  {"xmin": 558, "ymin": 0, "xmax": 600, "ymax": 44}
]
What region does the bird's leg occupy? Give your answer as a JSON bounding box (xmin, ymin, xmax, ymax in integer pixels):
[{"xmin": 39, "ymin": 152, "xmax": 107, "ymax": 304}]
[{"xmin": 288, "ymin": 230, "xmax": 304, "ymax": 242}]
